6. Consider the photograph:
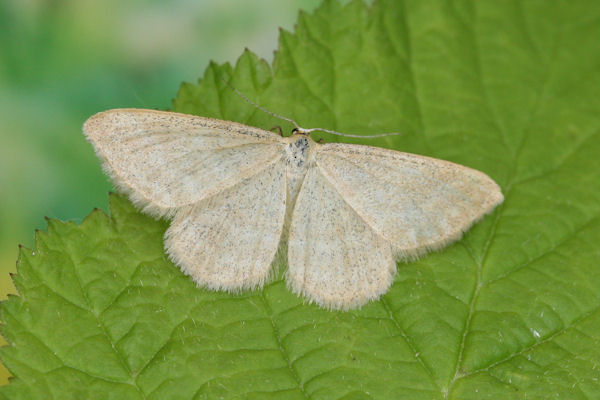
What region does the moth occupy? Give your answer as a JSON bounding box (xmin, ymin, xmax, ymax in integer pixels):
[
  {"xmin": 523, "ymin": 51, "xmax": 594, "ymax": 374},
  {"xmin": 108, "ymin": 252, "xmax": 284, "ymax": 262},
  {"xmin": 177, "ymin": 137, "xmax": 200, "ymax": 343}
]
[{"xmin": 83, "ymin": 108, "xmax": 503, "ymax": 310}]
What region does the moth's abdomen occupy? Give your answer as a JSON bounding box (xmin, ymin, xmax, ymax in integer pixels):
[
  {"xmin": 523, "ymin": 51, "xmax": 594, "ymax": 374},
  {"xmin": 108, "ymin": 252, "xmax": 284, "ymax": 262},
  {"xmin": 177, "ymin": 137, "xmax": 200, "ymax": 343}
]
[{"xmin": 284, "ymin": 135, "xmax": 313, "ymax": 223}]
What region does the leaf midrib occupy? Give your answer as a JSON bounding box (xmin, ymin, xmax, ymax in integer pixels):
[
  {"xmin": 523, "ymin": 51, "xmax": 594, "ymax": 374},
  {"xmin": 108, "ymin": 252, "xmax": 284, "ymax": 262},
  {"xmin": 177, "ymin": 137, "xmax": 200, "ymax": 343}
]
[{"xmin": 445, "ymin": 3, "xmax": 565, "ymax": 396}]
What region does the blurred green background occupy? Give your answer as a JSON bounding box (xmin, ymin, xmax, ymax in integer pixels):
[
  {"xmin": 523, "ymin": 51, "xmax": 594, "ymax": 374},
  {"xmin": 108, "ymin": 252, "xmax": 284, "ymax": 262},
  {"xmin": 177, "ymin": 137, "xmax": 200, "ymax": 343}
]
[{"xmin": 0, "ymin": 0, "xmax": 321, "ymax": 383}]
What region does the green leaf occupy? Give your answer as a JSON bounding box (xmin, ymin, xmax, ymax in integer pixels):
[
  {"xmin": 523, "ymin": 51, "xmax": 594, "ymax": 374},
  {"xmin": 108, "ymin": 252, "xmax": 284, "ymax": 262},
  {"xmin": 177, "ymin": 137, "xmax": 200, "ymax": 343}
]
[{"xmin": 2, "ymin": 0, "xmax": 600, "ymax": 398}]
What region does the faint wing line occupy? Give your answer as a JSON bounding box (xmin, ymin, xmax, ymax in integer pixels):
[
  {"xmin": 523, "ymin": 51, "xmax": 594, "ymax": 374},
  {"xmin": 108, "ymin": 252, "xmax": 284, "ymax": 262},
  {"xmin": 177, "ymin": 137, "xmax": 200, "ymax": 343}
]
[
  {"xmin": 314, "ymin": 142, "xmax": 503, "ymax": 257},
  {"xmin": 321, "ymin": 148, "xmax": 474, "ymax": 204},
  {"xmin": 315, "ymin": 154, "xmax": 436, "ymax": 241},
  {"xmin": 84, "ymin": 109, "xmax": 288, "ymax": 216},
  {"xmin": 165, "ymin": 156, "xmax": 288, "ymax": 290}
]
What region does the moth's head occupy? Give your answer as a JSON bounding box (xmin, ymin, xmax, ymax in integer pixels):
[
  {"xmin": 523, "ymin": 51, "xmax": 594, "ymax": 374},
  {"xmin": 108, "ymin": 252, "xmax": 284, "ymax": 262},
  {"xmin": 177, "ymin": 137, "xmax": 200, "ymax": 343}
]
[
  {"xmin": 290, "ymin": 127, "xmax": 324, "ymax": 144},
  {"xmin": 291, "ymin": 127, "xmax": 311, "ymax": 136}
]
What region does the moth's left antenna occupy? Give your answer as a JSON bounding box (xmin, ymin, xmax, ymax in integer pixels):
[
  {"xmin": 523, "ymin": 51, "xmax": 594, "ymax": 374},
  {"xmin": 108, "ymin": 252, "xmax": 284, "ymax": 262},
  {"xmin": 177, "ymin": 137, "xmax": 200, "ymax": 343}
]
[
  {"xmin": 220, "ymin": 78, "xmax": 302, "ymax": 130},
  {"xmin": 221, "ymin": 78, "xmax": 403, "ymax": 139}
]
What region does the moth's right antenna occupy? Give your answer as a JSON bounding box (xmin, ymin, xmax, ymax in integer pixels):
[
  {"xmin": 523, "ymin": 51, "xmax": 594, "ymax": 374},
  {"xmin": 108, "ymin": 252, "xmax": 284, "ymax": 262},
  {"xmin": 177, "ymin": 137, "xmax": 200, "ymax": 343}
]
[
  {"xmin": 220, "ymin": 78, "xmax": 302, "ymax": 130},
  {"xmin": 297, "ymin": 127, "xmax": 403, "ymax": 138},
  {"xmin": 221, "ymin": 78, "xmax": 403, "ymax": 139}
]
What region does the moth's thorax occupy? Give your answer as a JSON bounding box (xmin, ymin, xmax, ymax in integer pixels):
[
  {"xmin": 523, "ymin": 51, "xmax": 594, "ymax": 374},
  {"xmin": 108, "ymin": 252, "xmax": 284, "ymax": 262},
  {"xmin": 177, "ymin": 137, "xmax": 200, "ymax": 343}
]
[
  {"xmin": 283, "ymin": 134, "xmax": 315, "ymax": 221},
  {"xmin": 285, "ymin": 134, "xmax": 312, "ymax": 167}
]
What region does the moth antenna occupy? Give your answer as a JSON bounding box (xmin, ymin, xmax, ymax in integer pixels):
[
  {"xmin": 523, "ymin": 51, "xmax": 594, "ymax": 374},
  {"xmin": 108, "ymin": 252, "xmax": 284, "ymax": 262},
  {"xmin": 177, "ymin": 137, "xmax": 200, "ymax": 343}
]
[
  {"xmin": 302, "ymin": 127, "xmax": 403, "ymax": 138},
  {"xmin": 221, "ymin": 78, "xmax": 403, "ymax": 139},
  {"xmin": 221, "ymin": 78, "xmax": 302, "ymax": 130}
]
